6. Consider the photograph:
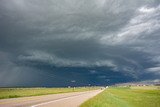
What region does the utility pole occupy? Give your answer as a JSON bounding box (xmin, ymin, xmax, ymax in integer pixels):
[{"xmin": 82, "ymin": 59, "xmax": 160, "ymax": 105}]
[
  {"xmin": 71, "ymin": 80, "xmax": 76, "ymax": 91},
  {"xmin": 88, "ymin": 84, "xmax": 91, "ymax": 90}
]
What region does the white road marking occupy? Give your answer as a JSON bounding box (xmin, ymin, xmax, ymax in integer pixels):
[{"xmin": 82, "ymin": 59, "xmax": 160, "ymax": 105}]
[{"xmin": 31, "ymin": 92, "xmax": 91, "ymax": 107}]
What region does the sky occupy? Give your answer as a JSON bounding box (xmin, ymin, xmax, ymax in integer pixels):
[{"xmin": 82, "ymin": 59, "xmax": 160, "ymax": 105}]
[{"xmin": 0, "ymin": 0, "xmax": 160, "ymax": 87}]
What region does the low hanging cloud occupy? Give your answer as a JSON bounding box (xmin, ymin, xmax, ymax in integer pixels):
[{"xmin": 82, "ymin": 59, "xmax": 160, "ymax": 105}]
[
  {"xmin": 18, "ymin": 51, "xmax": 116, "ymax": 67},
  {"xmin": 0, "ymin": 0, "xmax": 160, "ymax": 86},
  {"xmin": 146, "ymin": 67, "xmax": 160, "ymax": 74}
]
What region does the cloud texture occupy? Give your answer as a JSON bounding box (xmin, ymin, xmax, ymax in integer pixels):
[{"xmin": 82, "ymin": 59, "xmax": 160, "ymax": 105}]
[{"xmin": 0, "ymin": 0, "xmax": 160, "ymax": 86}]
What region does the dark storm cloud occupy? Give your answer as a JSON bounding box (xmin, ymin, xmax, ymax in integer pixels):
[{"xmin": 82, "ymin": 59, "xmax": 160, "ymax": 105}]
[{"xmin": 0, "ymin": 0, "xmax": 160, "ymax": 86}]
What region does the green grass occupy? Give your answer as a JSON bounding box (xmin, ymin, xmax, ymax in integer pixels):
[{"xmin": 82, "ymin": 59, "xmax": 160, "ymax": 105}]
[
  {"xmin": 80, "ymin": 86, "xmax": 160, "ymax": 107},
  {"xmin": 0, "ymin": 87, "xmax": 99, "ymax": 99}
]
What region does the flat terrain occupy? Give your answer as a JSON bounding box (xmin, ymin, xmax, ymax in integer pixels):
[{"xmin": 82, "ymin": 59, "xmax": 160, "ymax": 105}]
[
  {"xmin": 0, "ymin": 87, "xmax": 99, "ymax": 99},
  {"xmin": 0, "ymin": 89, "xmax": 103, "ymax": 107},
  {"xmin": 80, "ymin": 86, "xmax": 160, "ymax": 107}
]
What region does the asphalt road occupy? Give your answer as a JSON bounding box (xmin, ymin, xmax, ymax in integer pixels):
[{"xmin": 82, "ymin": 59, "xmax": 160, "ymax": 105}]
[{"xmin": 0, "ymin": 90, "xmax": 103, "ymax": 107}]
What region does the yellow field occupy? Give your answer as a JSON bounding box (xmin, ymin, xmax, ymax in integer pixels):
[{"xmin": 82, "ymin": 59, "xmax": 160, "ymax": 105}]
[{"xmin": 0, "ymin": 87, "xmax": 99, "ymax": 99}]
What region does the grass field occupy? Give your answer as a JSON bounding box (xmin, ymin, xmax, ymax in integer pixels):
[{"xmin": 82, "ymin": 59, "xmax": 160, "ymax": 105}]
[
  {"xmin": 0, "ymin": 87, "xmax": 99, "ymax": 99},
  {"xmin": 80, "ymin": 86, "xmax": 160, "ymax": 107}
]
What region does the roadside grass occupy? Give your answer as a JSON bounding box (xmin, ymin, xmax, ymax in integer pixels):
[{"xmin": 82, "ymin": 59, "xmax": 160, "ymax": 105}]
[
  {"xmin": 80, "ymin": 86, "xmax": 160, "ymax": 107},
  {"xmin": 0, "ymin": 87, "xmax": 99, "ymax": 99}
]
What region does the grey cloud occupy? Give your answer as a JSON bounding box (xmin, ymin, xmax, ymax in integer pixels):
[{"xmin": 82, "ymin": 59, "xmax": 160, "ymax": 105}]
[
  {"xmin": 18, "ymin": 50, "xmax": 116, "ymax": 68},
  {"xmin": 0, "ymin": 0, "xmax": 160, "ymax": 86},
  {"xmin": 146, "ymin": 67, "xmax": 160, "ymax": 74},
  {"xmin": 100, "ymin": 4, "xmax": 160, "ymax": 45}
]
